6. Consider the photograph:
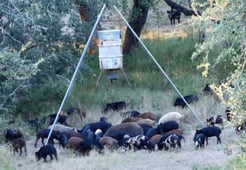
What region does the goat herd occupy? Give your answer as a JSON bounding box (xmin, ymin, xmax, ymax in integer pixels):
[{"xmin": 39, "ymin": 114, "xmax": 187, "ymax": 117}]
[
  {"xmin": 2, "ymin": 83, "xmax": 244, "ymax": 163},
  {"xmin": 3, "ymin": 100, "xmax": 239, "ymax": 163}
]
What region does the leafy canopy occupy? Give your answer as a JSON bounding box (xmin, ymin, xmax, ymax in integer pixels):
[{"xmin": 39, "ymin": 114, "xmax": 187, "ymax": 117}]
[{"xmin": 191, "ymin": 0, "xmax": 246, "ymax": 114}]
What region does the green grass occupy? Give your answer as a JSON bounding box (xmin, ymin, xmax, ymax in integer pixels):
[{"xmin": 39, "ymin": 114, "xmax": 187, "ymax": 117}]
[
  {"xmin": 0, "ymin": 146, "xmax": 14, "ymax": 170},
  {"xmin": 61, "ymin": 34, "xmax": 211, "ymax": 112},
  {"xmin": 192, "ymin": 165, "xmax": 224, "ymax": 170},
  {"xmin": 0, "ymin": 28, "xmax": 234, "ymax": 133},
  {"xmin": 227, "ymin": 153, "xmax": 246, "ymax": 170},
  {"xmin": 2, "ymin": 28, "xmax": 231, "ymax": 118}
]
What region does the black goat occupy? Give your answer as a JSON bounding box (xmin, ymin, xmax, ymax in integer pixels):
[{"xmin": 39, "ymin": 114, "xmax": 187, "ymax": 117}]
[
  {"xmin": 4, "ymin": 128, "xmax": 23, "ymax": 143},
  {"xmin": 194, "ymin": 126, "xmax": 222, "ymax": 145},
  {"xmin": 103, "ymin": 101, "xmax": 128, "ymax": 113},
  {"xmin": 174, "ymin": 95, "xmax": 199, "ymax": 108},
  {"xmin": 167, "ymin": 9, "xmax": 181, "ymax": 25}
]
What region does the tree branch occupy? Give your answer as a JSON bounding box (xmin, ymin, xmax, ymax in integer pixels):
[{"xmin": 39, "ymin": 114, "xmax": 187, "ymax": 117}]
[
  {"xmin": 0, "ymin": 27, "xmax": 22, "ymax": 44},
  {"xmin": 164, "ymin": 0, "xmax": 201, "ymax": 16},
  {"xmin": 0, "ymin": 84, "xmax": 24, "ymax": 111}
]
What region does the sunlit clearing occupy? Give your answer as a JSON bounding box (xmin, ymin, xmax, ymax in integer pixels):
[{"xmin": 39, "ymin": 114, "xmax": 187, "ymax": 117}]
[{"xmin": 141, "ymin": 29, "xmax": 188, "ymax": 40}]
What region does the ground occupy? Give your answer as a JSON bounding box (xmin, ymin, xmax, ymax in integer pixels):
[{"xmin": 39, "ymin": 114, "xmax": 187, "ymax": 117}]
[{"xmin": 2, "ymin": 123, "xmax": 241, "ymax": 170}]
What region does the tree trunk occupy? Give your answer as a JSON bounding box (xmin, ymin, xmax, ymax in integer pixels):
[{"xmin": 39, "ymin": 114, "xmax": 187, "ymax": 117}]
[
  {"xmin": 164, "ymin": 0, "xmax": 200, "ymax": 16},
  {"xmin": 73, "ymin": 0, "xmax": 92, "ymax": 22},
  {"xmin": 123, "ymin": 0, "xmax": 149, "ymax": 54},
  {"xmin": 73, "ymin": 0, "xmax": 99, "ymax": 54}
]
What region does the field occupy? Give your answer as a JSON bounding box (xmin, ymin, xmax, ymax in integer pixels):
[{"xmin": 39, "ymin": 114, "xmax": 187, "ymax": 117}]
[
  {"xmin": 0, "ymin": 92, "xmax": 242, "ymax": 170},
  {"xmin": 0, "ymin": 2, "xmax": 243, "ymax": 170},
  {"xmin": 3, "ymin": 128, "xmax": 240, "ymax": 170},
  {"xmin": 0, "ymin": 129, "xmax": 240, "ymax": 170}
]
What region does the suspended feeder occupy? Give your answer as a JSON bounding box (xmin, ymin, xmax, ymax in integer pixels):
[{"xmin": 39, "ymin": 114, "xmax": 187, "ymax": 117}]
[
  {"xmin": 98, "ymin": 29, "xmax": 122, "ymax": 70},
  {"xmin": 96, "ymin": 28, "xmax": 130, "ymax": 85}
]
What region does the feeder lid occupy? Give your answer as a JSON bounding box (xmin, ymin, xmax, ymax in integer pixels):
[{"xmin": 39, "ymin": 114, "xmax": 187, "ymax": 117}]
[{"xmin": 97, "ymin": 29, "xmax": 121, "ymax": 40}]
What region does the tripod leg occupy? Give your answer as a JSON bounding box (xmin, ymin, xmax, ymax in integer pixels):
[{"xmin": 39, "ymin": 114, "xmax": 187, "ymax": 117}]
[
  {"xmin": 96, "ymin": 70, "xmax": 103, "ymax": 86},
  {"xmin": 121, "ymin": 69, "xmax": 131, "ymax": 87}
]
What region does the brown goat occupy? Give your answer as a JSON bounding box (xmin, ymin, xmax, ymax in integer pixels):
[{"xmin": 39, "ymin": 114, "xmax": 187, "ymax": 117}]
[
  {"xmin": 67, "ymin": 136, "xmax": 84, "ymax": 152},
  {"xmin": 137, "ymin": 112, "xmax": 157, "ymax": 121},
  {"xmin": 149, "ymin": 134, "xmax": 162, "ymax": 144},
  {"xmin": 121, "ymin": 117, "xmax": 142, "ymax": 123},
  {"xmin": 99, "ymin": 136, "xmax": 118, "ymax": 151},
  {"xmin": 63, "ymin": 130, "xmax": 84, "ymax": 139},
  {"xmin": 164, "ymin": 129, "xmax": 185, "ymax": 142},
  {"xmin": 136, "ymin": 118, "xmax": 156, "ymax": 127},
  {"xmin": 11, "ymin": 138, "xmax": 27, "ymax": 156}
]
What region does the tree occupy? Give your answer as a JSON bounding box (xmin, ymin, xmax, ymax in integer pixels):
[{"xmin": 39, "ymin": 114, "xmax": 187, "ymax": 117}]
[
  {"xmin": 72, "ymin": 0, "xmax": 196, "ymax": 54},
  {"xmin": 0, "ymin": 0, "xmax": 89, "ymax": 116},
  {"xmin": 73, "ymin": 0, "xmax": 155, "ymax": 54},
  {"xmin": 0, "ymin": 48, "xmax": 40, "ymax": 115},
  {"xmin": 191, "ymin": 0, "xmax": 246, "ymax": 115},
  {"xmin": 2, "ymin": 0, "xmax": 236, "ymax": 118},
  {"xmin": 0, "ymin": 0, "xmax": 141, "ymax": 116},
  {"xmin": 123, "ymin": 0, "xmax": 199, "ymax": 54},
  {"xmin": 123, "ymin": 0, "xmax": 152, "ymax": 54}
]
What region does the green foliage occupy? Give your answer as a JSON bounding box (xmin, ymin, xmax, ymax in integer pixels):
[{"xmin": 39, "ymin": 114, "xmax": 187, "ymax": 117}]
[
  {"xmin": 1, "ymin": 1, "xmax": 244, "ymax": 168},
  {"xmin": 0, "ymin": 0, "xmax": 152, "ymax": 118},
  {"xmin": 0, "ymin": 25, "xmax": 219, "ymax": 118},
  {"xmin": 0, "ymin": 48, "xmax": 40, "ymax": 115},
  {"xmin": 0, "ymin": 0, "xmax": 85, "ymax": 116},
  {"xmin": 191, "ymin": 0, "xmax": 246, "ymax": 113},
  {"xmin": 190, "ymin": 1, "xmax": 246, "ymax": 166},
  {"xmin": 0, "ymin": 0, "xmax": 242, "ymax": 126}
]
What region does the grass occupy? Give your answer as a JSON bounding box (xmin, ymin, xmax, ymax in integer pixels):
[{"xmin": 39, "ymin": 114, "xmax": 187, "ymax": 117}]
[
  {"xmin": 0, "ymin": 146, "xmax": 14, "ymax": 170},
  {"xmin": 61, "ymin": 32, "xmax": 209, "ymax": 112},
  {"xmin": 3, "ymin": 124, "xmax": 241, "ymax": 170},
  {"xmin": 0, "ymin": 81, "xmax": 243, "ymax": 170},
  {"xmin": 2, "ymin": 21, "xmax": 229, "ymax": 118},
  {"xmin": 228, "ymin": 153, "xmax": 246, "ymax": 170}
]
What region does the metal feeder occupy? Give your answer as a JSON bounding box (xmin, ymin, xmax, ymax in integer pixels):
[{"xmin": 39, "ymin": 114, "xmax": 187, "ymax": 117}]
[{"xmin": 96, "ymin": 29, "xmax": 130, "ymax": 86}]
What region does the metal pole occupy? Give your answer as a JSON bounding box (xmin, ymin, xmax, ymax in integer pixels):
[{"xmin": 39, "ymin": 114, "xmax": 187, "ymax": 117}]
[
  {"xmin": 45, "ymin": 4, "xmax": 107, "ymax": 145},
  {"xmin": 113, "ymin": 6, "xmax": 204, "ymax": 127}
]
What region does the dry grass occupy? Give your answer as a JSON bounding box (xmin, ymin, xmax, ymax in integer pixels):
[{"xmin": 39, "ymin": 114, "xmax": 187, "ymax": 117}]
[
  {"xmin": 4, "ymin": 127, "xmax": 240, "ymax": 170},
  {"xmin": 1, "ymin": 92, "xmax": 242, "ymax": 170}
]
